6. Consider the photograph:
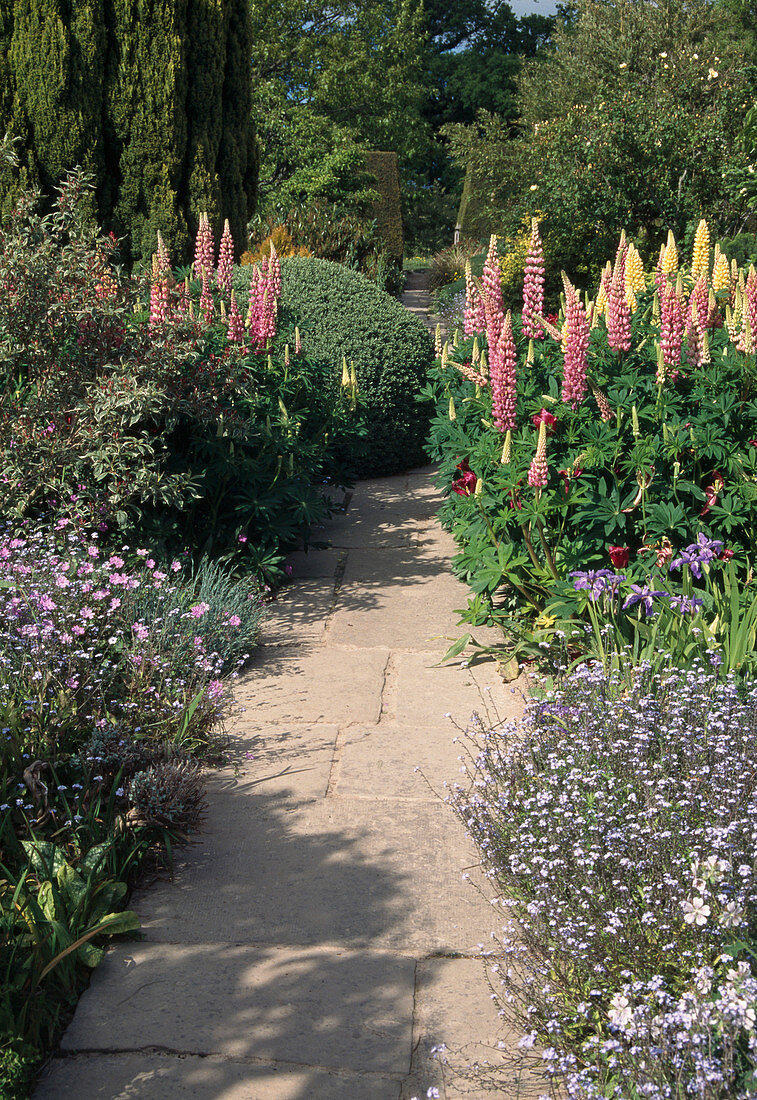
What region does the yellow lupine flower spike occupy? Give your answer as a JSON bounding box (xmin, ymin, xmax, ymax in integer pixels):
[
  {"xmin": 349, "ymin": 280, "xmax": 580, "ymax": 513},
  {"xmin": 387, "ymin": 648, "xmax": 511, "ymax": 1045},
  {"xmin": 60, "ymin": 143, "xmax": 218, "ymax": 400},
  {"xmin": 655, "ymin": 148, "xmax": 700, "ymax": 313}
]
[{"xmin": 712, "ymin": 251, "xmax": 730, "ymax": 293}]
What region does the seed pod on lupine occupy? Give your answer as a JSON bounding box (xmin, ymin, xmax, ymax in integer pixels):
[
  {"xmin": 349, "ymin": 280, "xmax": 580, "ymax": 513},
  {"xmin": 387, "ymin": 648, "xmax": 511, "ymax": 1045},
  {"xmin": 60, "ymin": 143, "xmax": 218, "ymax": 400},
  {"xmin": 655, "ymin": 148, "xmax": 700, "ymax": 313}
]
[
  {"xmin": 691, "ymin": 219, "xmax": 710, "ymax": 281},
  {"xmin": 528, "ymin": 421, "xmax": 548, "ymax": 490},
  {"xmin": 522, "ymin": 218, "xmax": 545, "ymax": 339}
]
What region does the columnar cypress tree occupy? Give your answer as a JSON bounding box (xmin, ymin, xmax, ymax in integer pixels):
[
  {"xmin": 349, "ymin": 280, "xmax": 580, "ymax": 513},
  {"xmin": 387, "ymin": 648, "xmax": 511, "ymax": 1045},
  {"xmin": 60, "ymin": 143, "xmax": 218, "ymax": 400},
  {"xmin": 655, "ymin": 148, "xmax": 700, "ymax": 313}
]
[
  {"xmin": 10, "ymin": 0, "xmax": 105, "ymax": 193},
  {"xmin": 105, "ymin": 0, "xmax": 189, "ymax": 265},
  {"xmin": 1, "ymin": 0, "xmax": 256, "ymax": 265},
  {"xmin": 184, "ymin": 0, "xmax": 225, "ymax": 238},
  {"xmin": 217, "ymin": 0, "xmax": 256, "ymax": 250}
]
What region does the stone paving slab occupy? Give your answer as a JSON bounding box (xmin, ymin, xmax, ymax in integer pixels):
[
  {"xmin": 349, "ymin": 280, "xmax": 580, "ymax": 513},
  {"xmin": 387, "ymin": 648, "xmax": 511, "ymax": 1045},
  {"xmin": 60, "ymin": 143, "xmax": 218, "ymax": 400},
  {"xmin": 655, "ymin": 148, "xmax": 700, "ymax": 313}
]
[
  {"xmin": 392, "ymin": 651, "xmax": 491, "ymax": 726},
  {"xmin": 329, "ymin": 551, "xmax": 474, "ymax": 650},
  {"xmin": 134, "ymin": 798, "xmax": 492, "ymax": 954},
  {"xmin": 336, "ymin": 723, "xmax": 463, "ymax": 801},
  {"xmin": 403, "ymin": 957, "xmax": 545, "ymax": 1099},
  {"xmin": 213, "ymin": 725, "xmax": 339, "ymax": 801},
  {"xmin": 234, "ymin": 645, "xmax": 389, "ymax": 726},
  {"xmin": 61, "ymin": 942, "xmax": 415, "ymax": 1076},
  {"xmin": 283, "ymin": 548, "xmax": 343, "ymax": 580},
  {"xmin": 319, "ymin": 509, "xmax": 422, "ymax": 550},
  {"xmin": 35, "ymin": 1054, "xmax": 398, "ymax": 1100},
  {"xmin": 259, "ymin": 580, "xmax": 334, "ymax": 645}
]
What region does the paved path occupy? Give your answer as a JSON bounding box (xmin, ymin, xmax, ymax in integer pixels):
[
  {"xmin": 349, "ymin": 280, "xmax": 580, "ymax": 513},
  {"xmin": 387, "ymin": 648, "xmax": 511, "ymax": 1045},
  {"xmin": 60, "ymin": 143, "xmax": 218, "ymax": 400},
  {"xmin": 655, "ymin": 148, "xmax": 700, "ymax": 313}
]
[
  {"xmin": 34, "ymin": 474, "xmax": 539, "ymax": 1099},
  {"xmin": 402, "ymin": 270, "xmax": 444, "ymax": 338},
  {"xmin": 32, "ymin": 510, "xmax": 541, "ymax": 1086}
]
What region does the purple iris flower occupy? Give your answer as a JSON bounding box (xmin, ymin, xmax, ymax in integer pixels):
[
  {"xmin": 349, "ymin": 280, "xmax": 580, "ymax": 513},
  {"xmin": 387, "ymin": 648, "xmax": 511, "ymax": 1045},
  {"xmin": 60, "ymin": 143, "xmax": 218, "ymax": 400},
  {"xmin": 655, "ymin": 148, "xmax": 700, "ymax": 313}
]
[
  {"xmin": 570, "ymin": 569, "xmax": 626, "ymax": 602},
  {"xmin": 670, "ymin": 533, "xmax": 724, "ymax": 578},
  {"xmin": 622, "ymin": 583, "xmax": 668, "ymax": 615},
  {"xmin": 668, "ymin": 593, "xmax": 704, "ymax": 616}
]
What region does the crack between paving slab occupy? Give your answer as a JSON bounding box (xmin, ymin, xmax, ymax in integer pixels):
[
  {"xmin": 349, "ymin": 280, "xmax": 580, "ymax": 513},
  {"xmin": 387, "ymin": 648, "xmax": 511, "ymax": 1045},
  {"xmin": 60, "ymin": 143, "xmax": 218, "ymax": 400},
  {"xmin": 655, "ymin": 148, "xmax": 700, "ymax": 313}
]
[
  {"xmin": 408, "ymin": 958, "xmax": 421, "ymax": 1073},
  {"xmin": 57, "ymin": 1046, "xmax": 407, "ymax": 1082},
  {"xmin": 378, "ymin": 651, "xmax": 398, "ymax": 722},
  {"xmin": 323, "ymin": 549, "xmax": 348, "ymax": 633},
  {"xmin": 324, "ymin": 725, "xmax": 348, "ymax": 798}
]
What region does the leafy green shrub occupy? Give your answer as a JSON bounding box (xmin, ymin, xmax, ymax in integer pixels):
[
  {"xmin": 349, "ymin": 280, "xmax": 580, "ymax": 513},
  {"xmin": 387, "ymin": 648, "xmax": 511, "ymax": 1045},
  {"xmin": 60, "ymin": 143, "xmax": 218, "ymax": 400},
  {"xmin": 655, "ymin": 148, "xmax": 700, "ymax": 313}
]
[
  {"xmin": 0, "ymin": 171, "xmax": 364, "ymax": 578},
  {"xmin": 236, "ymin": 256, "xmax": 434, "ymax": 476}
]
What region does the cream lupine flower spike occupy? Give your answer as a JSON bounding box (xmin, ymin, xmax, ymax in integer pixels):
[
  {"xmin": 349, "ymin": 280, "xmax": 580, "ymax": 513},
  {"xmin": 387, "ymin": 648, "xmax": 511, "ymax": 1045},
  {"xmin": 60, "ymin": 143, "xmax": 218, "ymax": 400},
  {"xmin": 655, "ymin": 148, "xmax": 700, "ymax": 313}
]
[
  {"xmin": 691, "ymin": 219, "xmax": 710, "ymax": 281},
  {"xmin": 625, "ymin": 242, "xmax": 645, "ymax": 311},
  {"xmin": 662, "ymin": 230, "xmax": 678, "ymax": 275}
]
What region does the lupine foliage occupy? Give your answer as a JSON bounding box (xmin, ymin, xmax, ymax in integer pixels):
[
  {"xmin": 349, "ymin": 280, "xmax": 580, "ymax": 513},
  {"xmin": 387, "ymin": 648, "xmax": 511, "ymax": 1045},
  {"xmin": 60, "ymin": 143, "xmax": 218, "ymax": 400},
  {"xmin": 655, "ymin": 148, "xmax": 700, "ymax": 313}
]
[{"xmin": 422, "ymin": 224, "xmax": 757, "ymax": 672}]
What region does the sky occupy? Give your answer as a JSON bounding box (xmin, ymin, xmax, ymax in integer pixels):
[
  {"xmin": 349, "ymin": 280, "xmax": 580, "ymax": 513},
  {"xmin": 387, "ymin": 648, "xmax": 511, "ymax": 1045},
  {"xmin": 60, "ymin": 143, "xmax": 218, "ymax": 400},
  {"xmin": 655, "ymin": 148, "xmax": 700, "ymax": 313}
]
[{"xmin": 510, "ymin": 0, "xmax": 559, "ymax": 15}]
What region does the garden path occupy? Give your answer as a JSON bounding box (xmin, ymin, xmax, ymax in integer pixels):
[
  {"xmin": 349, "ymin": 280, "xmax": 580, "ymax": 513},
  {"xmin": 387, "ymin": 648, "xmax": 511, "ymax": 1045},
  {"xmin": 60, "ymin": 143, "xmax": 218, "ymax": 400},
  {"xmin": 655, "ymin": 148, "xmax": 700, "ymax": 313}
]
[
  {"xmin": 402, "ymin": 270, "xmax": 443, "ymax": 338},
  {"xmin": 34, "ymin": 471, "xmax": 542, "ymax": 1100}
]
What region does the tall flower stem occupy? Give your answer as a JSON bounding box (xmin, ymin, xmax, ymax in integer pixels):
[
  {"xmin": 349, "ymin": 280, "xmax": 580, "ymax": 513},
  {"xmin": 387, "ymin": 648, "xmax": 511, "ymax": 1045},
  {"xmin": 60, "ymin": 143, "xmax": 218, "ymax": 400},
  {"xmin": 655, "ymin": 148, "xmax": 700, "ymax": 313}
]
[{"xmin": 535, "ymin": 518, "xmax": 559, "ymax": 581}]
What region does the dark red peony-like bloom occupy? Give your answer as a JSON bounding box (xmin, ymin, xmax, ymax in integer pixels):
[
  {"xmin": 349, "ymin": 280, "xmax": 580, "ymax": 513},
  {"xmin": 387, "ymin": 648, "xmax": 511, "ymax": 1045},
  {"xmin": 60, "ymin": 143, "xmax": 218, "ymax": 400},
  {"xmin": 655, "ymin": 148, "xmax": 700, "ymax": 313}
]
[
  {"xmin": 532, "ymin": 408, "xmax": 557, "ymax": 432},
  {"xmin": 608, "ymin": 545, "xmax": 630, "ymax": 568},
  {"xmin": 452, "ymin": 459, "xmax": 477, "ymax": 497}
]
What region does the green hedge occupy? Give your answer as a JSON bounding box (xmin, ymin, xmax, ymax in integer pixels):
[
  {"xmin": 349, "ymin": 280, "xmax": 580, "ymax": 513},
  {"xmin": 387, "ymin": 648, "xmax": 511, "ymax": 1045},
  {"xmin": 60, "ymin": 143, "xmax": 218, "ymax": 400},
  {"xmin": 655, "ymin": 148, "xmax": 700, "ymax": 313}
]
[
  {"xmin": 234, "ymin": 256, "xmax": 434, "ymax": 477},
  {"xmin": 365, "ymin": 151, "xmax": 404, "ymax": 263}
]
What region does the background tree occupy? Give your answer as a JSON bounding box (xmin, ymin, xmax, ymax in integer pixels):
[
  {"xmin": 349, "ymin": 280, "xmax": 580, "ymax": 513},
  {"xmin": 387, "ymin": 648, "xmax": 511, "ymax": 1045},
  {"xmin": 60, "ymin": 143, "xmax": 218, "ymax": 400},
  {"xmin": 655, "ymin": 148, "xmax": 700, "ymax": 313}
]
[{"xmin": 445, "ymin": 0, "xmax": 754, "ymax": 281}]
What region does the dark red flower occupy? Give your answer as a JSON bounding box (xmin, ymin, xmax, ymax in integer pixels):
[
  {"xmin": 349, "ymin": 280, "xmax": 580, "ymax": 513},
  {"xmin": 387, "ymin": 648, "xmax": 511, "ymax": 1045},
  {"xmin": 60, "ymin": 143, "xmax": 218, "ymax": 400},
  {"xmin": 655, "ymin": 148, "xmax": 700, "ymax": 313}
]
[
  {"xmin": 608, "ymin": 545, "xmax": 630, "ymax": 568},
  {"xmin": 720, "ymin": 547, "xmax": 734, "ymax": 561},
  {"xmin": 700, "ymin": 471, "xmax": 724, "ymax": 516},
  {"xmin": 452, "ymin": 459, "xmax": 477, "ymax": 497},
  {"xmin": 532, "ymin": 408, "xmax": 557, "ymax": 432},
  {"xmin": 558, "ymin": 465, "xmax": 582, "ymax": 494}
]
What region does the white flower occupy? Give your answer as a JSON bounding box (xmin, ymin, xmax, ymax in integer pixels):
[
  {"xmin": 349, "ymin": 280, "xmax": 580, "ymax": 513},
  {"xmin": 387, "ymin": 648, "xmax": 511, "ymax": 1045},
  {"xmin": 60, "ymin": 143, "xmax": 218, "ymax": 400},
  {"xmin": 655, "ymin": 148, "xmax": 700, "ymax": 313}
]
[
  {"xmin": 608, "ymin": 992, "xmax": 634, "ymax": 1028},
  {"xmin": 719, "ymin": 901, "xmax": 743, "ymax": 928},
  {"xmin": 682, "ymin": 895, "xmax": 711, "ymax": 925},
  {"xmin": 708, "ymin": 68, "xmax": 719, "ymax": 79}
]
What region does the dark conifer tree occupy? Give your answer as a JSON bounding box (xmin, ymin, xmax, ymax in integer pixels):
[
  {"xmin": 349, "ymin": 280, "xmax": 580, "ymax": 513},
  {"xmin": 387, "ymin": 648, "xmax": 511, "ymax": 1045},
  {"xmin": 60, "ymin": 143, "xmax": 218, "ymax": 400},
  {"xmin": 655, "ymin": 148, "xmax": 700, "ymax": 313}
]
[{"xmin": 0, "ymin": 0, "xmax": 257, "ymax": 265}]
